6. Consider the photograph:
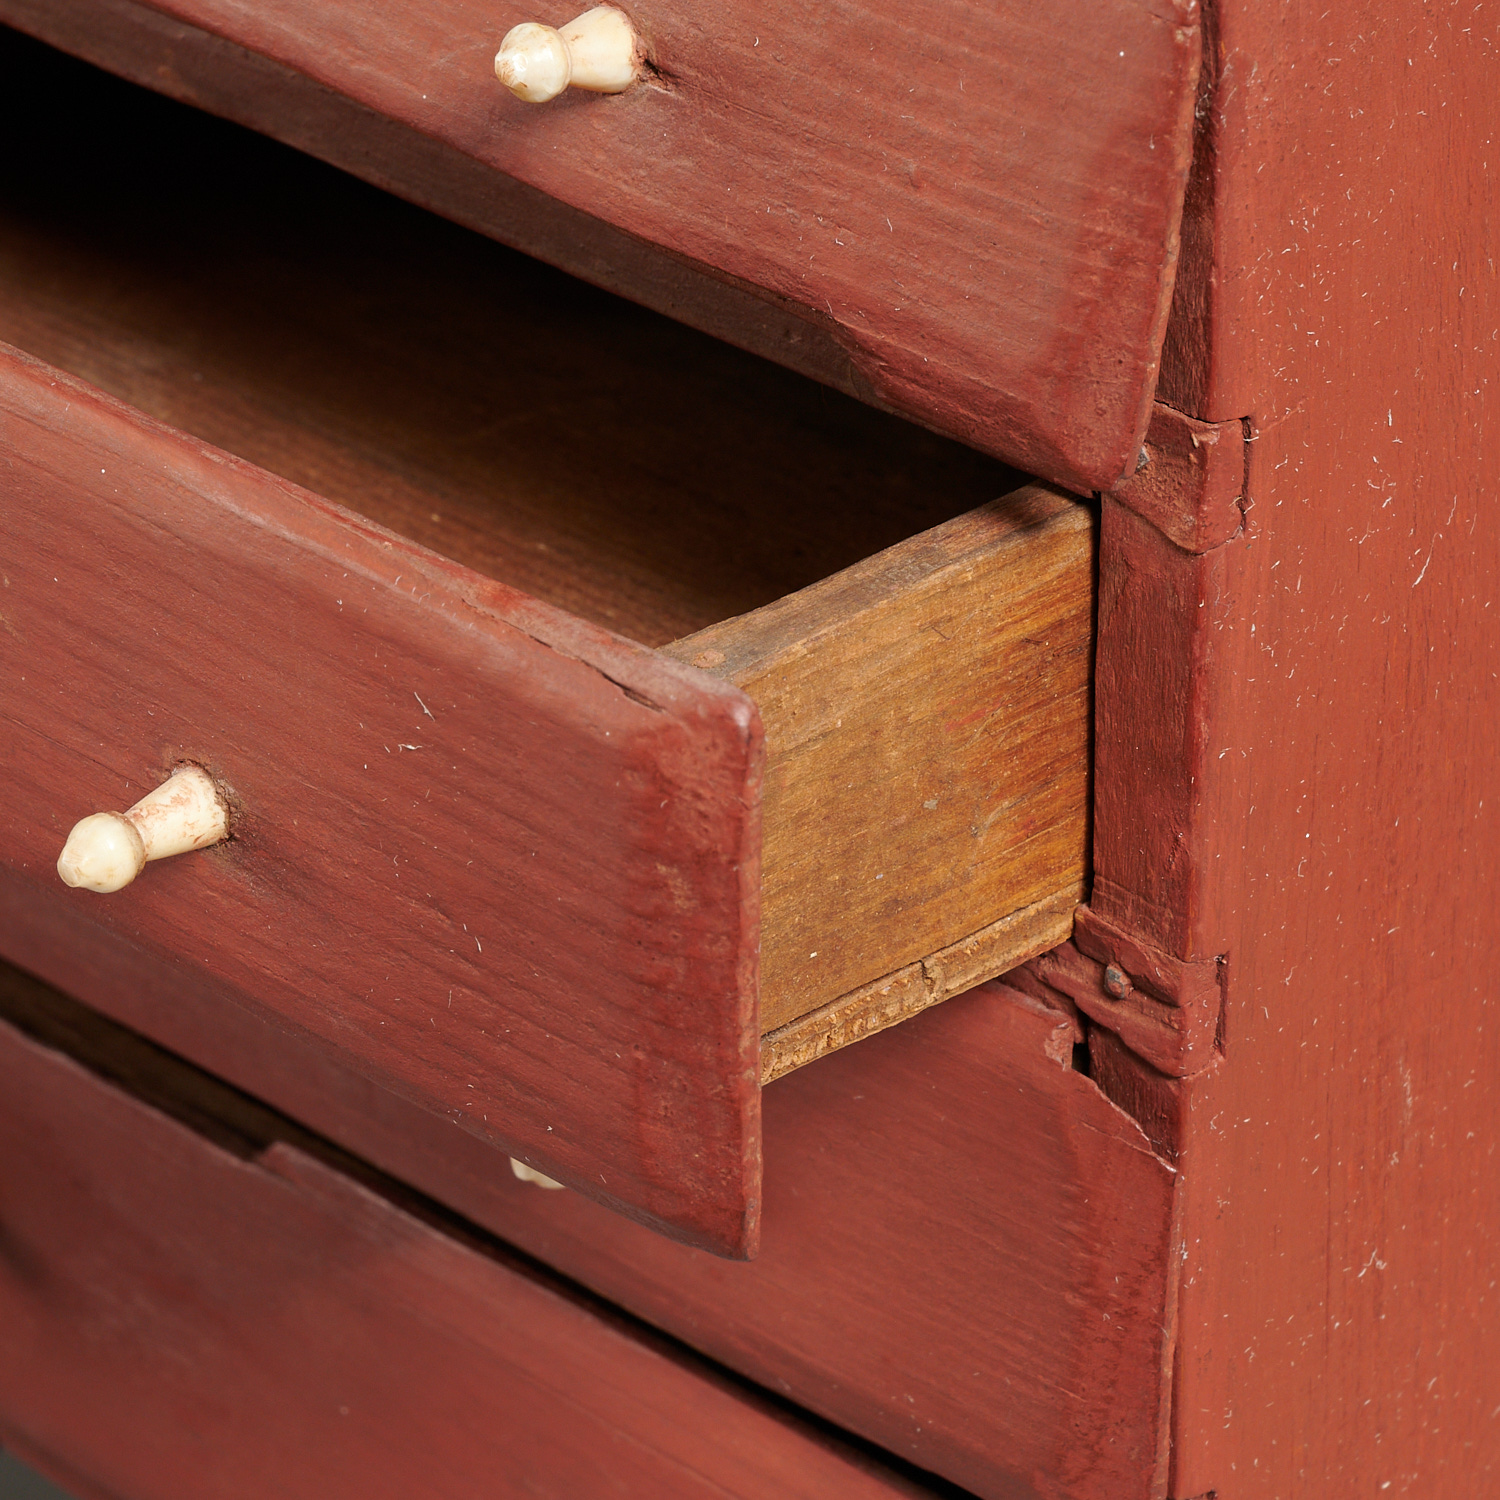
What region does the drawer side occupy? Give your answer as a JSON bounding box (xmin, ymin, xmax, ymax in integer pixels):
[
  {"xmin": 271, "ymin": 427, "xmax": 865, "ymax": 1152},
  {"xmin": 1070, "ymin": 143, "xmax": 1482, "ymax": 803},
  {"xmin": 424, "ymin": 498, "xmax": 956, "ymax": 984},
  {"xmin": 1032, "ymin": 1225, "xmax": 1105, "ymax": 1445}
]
[{"xmin": 667, "ymin": 486, "xmax": 1094, "ymax": 1047}]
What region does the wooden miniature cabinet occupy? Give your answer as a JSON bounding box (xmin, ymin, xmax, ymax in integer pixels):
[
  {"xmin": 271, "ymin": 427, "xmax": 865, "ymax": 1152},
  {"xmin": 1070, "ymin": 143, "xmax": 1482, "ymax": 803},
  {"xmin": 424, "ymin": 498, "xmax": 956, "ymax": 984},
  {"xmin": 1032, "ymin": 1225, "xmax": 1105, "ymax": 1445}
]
[{"xmin": 1, "ymin": 2, "xmax": 1495, "ymax": 1497}]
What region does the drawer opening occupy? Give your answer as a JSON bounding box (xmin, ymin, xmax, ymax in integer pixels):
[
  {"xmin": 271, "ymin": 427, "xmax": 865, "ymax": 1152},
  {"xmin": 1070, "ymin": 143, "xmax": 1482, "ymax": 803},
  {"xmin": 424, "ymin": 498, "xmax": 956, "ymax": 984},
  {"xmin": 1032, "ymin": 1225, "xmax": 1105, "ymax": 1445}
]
[
  {"xmin": 0, "ymin": 28, "xmax": 1017, "ymax": 652},
  {"xmin": 0, "ymin": 28, "xmax": 1091, "ymax": 1252}
]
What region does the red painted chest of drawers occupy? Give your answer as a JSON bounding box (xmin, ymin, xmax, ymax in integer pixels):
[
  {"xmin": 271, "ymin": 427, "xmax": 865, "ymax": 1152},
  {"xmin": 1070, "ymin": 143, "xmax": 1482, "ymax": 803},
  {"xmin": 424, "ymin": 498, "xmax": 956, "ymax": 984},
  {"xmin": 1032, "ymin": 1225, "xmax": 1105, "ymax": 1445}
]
[{"xmin": 1, "ymin": 2, "xmax": 1496, "ymax": 1498}]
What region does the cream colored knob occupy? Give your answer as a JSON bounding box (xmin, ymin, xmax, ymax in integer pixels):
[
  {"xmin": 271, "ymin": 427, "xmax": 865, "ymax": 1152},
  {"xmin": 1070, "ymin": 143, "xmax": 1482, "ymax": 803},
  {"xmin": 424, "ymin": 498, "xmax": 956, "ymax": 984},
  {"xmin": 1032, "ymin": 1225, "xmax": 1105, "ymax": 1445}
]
[
  {"xmin": 495, "ymin": 6, "xmax": 641, "ymax": 103},
  {"xmin": 58, "ymin": 766, "xmax": 229, "ymax": 894},
  {"xmin": 510, "ymin": 1157, "xmax": 566, "ymax": 1190}
]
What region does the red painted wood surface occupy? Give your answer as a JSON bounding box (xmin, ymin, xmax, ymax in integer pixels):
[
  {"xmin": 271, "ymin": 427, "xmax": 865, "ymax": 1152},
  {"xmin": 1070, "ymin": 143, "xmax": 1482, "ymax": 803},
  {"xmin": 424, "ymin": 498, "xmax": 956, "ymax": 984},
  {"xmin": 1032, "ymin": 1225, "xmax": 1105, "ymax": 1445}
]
[
  {"xmin": 1091, "ymin": 493, "xmax": 1245, "ymax": 962},
  {"xmin": 2, "ymin": 0, "xmax": 1200, "ymax": 494},
  {"xmin": 0, "ymin": 343, "xmax": 764, "ymax": 1255},
  {"xmin": 0, "ymin": 1012, "xmax": 937, "ymax": 1500},
  {"xmin": 1110, "ymin": 401, "xmax": 1244, "ymax": 554},
  {"xmin": 7, "ymin": 3, "xmax": 1490, "ymax": 1493},
  {"xmin": 0, "ymin": 0, "xmax": 871, "ymax": 418},
  {"xmin": 26, "ymin": 964, "xmax": 1175, "ymax": 1500},
  {"xmin": 453, "ymin": 983, "xmax": 1181, "ymax": 1500},
  {"xmin": 1111, "ymin": 2, "xmax": 1500, "ymax": 1493}
]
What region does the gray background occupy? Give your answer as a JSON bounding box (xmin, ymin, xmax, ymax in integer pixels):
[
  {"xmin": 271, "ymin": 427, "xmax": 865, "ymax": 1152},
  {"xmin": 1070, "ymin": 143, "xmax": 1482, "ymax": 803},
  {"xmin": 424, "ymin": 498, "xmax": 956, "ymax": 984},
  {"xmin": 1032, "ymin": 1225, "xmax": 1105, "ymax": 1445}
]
[{"xmin": 0, "ymin": 1452, "xmax": 77, "ymax": 1499}]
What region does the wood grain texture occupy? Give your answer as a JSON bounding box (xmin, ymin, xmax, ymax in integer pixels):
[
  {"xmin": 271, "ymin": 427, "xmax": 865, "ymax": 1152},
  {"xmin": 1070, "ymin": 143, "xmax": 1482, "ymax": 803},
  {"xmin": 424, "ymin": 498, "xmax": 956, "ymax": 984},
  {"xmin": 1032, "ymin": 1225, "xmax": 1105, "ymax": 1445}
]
[
  {"xmin": 0, "ymin": 0, "xmax": 885, "ymax": 424},
  {"xmin": 1123, "ymin": 3, "xmax": 1500, "ymax": 1493},
  {"xmin": 1029, "ymin": 935, "xmax": 1217, "ymax": 1081},
  {"xmin": 457, "ymin": 982, "xmax": 1181, "ymax": 1500},
  {"xmin": 1086, "ymin": 1023, "xmax": 1188, "ymax": 1165},
  {"xmin": 760, "ymin": 882, "xmax": 1080, "ymax": 1083},
  {"xmin": 0, "ymin": 343, "xmax": 763, "ymax": 1256},
  {"xmin": 0, "ymin": 1009, "xmax": 941, "ymax": 1500},
  {"xmin": 0, "ymin": 962, "xmax": 1180, "ymax": 1500},
  {"xmin": 1, "ymin": 0, "xmax": 1201, "ymax": 492},
  {"xmin": 666, "ymin": 485, "xmax": 1094, "ymax": 1032},
  {"xmin": 1153, "ymin": 0, "xmax": 1220, "ymax": 422},
  {"xmin": 0, "ymin": 47, "xmax": 1102, "ymax": 1234}
]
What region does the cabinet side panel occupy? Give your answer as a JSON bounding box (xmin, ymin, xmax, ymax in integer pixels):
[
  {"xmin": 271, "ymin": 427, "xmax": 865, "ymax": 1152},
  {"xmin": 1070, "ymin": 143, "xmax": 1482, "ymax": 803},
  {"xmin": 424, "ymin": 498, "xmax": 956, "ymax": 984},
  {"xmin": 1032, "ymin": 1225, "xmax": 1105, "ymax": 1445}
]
[{"xmin": 1154, "ymin": 2, "xmax": 1500, "ymax": 1494}]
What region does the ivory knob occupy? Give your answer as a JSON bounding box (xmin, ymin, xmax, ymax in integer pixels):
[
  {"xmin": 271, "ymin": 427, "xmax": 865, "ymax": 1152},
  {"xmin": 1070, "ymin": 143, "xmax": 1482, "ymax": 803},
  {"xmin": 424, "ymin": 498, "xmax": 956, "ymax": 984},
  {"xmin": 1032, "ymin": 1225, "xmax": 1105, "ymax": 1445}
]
[
  {"xmin": 57, "ymin": 766, "xmax": 230, "ymax": 894},
  {"xmin": 494, "ymin": 6, "xmax": 641, "ymax": 103},
  {"xmin": 510, "ymin": 1157, "xmax": 566, "ymax": 1190}
]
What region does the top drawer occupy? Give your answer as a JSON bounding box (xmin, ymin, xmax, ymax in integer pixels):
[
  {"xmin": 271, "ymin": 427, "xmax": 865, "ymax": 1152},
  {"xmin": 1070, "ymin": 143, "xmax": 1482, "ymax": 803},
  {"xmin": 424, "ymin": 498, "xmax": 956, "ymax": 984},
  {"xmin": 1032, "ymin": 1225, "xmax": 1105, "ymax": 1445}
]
[
  {"xmin": 0, "ymin": 36, "xmax": 1090, "ymax": 1258},
  {"xmin": 2, "ymin": 0, "xmax": 1200, "ymax": 493}
]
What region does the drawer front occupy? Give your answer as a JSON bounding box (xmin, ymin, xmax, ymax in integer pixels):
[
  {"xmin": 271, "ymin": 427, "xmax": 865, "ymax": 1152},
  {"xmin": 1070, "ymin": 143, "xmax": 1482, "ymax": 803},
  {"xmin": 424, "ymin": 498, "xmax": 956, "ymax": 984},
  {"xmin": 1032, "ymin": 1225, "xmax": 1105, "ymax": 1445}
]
[
  {"xmin": 0, "ymin": 344, "xmax": 764, "ymax": 1255},
  {"xmin": 5, "ymin": 953, "xmax": 1175, "ymax": 1500},
  {"xmin": 4, "ymin": 0, "xmax": 1200, "ymax": 495},
  {"xmin": 0, "ymin": 1003, "xmax": 931, "ymax": 1500}
]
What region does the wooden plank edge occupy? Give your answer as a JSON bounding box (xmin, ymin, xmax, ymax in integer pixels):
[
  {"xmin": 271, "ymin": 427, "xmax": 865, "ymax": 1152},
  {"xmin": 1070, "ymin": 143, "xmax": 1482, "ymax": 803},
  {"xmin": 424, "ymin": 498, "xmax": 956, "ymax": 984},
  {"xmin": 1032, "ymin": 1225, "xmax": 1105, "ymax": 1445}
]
[
  {"xmin": 662, "ymin": 485, "xmax": 1083, "ymax": 682},
  {"xmin": 0, "ymin": 970, "xmax": 964, "ymax": 1498},
  {"xmin": 759, "ymin": 884, "xmax": 1084, "ymax": 1085}
]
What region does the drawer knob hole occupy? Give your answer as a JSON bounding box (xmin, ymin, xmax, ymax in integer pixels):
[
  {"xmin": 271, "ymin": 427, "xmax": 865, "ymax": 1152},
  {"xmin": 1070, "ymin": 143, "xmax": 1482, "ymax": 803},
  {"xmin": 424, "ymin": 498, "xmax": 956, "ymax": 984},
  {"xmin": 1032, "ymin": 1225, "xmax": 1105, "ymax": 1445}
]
[
  {"xmin": 495, "ymin": 6, "xmax": 641, "ymax": 103},
  {"xmin": 57, "ymin": 766, "xmax": 230, "ymax": 894}
]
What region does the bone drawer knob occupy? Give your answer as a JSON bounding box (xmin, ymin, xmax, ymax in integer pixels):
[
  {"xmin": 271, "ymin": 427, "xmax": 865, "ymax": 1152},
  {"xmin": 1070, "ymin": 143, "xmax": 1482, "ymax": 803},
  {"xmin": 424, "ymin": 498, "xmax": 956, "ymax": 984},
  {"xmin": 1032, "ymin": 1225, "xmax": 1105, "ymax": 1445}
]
[
  {"xmin": 57, "ymin": 766, "xmax": 229, "ymax": 894},
  {"xmin": 494, "ymin": 6, "xmax": 641, "ymax": 103},
  {"xmin": 510, "ymin": 1158, "xmax": 566, "ymax": 1190}
]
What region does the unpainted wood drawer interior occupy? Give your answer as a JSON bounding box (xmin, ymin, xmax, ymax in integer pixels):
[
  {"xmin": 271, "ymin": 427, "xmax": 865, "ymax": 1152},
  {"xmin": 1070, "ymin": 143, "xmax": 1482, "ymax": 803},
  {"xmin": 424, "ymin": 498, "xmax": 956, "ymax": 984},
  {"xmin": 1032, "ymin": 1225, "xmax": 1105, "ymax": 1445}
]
[{"xmin": 0, "ymin": 31, "xmax": 1092, "ymax": 1063}]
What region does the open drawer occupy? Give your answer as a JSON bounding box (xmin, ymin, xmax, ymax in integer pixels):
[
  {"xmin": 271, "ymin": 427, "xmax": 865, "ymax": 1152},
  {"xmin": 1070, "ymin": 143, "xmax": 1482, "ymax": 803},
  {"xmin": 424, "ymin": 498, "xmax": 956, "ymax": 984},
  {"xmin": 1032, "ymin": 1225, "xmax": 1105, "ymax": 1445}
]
[{"xmin": 0, "ymin": 38, "xmax": 1092, "ymax": 1255}]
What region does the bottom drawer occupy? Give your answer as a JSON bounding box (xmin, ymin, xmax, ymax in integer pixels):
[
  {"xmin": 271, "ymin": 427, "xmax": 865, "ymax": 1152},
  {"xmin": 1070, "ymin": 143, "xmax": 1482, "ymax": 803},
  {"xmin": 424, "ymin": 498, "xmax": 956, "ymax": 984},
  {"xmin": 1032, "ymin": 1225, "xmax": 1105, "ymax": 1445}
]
[
  {"xmin": 0, "ymin": 958, "xmax": 1180, "ymax": 1500},
  {"xmin": 0, "ymin": 979, "xmax": 936, "ymax": 1500}
]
